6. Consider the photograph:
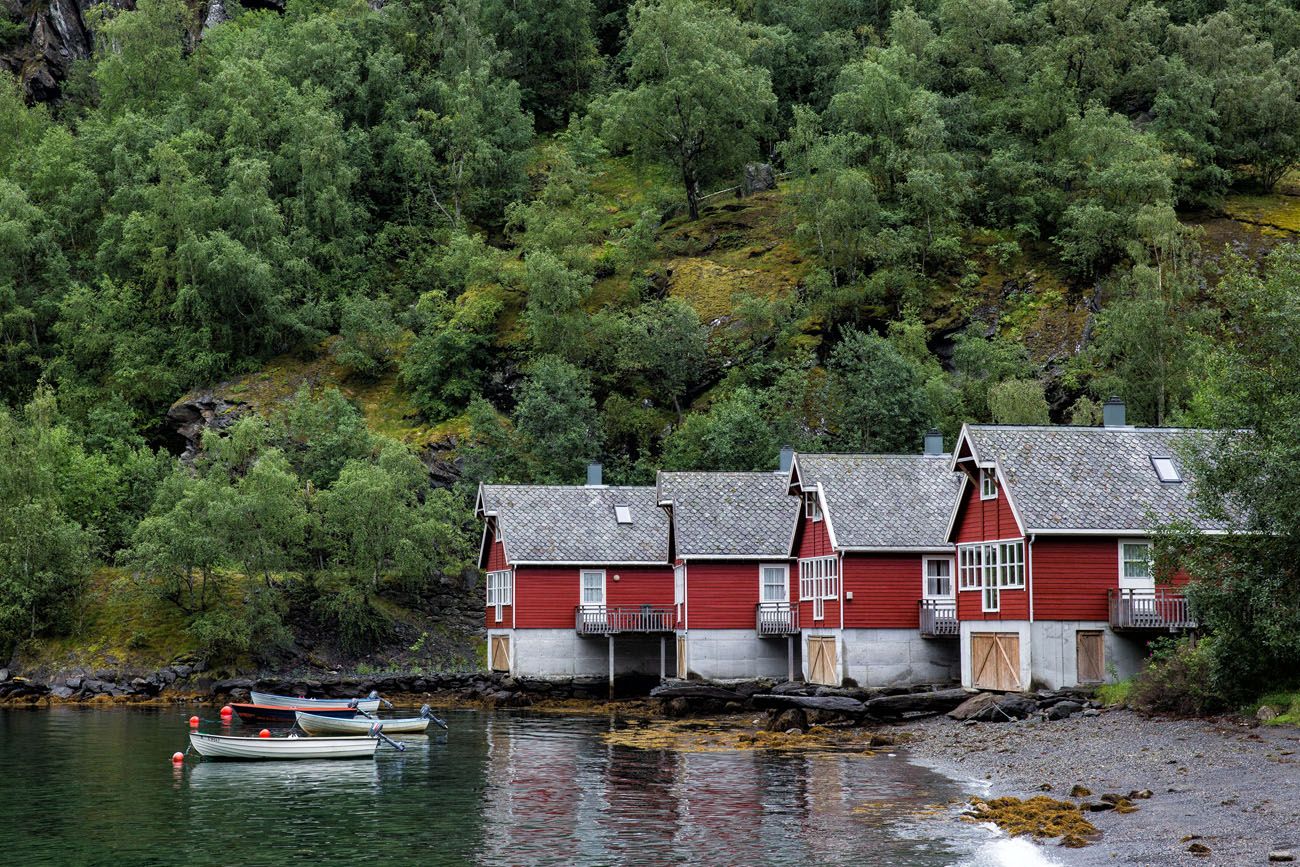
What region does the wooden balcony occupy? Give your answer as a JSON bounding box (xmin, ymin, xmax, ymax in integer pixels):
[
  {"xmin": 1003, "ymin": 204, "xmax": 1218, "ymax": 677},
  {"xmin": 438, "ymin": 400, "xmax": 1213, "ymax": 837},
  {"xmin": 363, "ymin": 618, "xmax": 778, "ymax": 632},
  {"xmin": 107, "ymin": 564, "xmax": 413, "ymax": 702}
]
[
  {"xmin": 1108, "ymin": 589, "xmax": 1197, "ymax": 631},
  {"xmin": 919, "ymin": 599, "xmax": 959, "ymax": 638},
  {"xmin": 575, "ymin": 605, "xmax": 675, "ymax": 635},
  {"xmin": 756, "ymin": 602, "xmax": 799, "ymax": 636}
]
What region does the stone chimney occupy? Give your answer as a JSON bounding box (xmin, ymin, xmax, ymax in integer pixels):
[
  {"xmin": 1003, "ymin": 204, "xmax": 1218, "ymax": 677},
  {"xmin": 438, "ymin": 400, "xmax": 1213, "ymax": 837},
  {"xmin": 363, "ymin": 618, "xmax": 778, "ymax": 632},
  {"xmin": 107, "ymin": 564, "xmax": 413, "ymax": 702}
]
[
  {"xmin": 586, "ymin": 462, "xmax": 603, "ymax": 486},
  {"xmin": 778, "ymin": 445, "xmax": 794, "ymax": 473},
  {"xmin": 1103, "ymin": 396, "xmax": 1127, "ymax": 428},
  {"xmin": 923, "ymin": 429, "xmax": 944, "ymax": 456}
]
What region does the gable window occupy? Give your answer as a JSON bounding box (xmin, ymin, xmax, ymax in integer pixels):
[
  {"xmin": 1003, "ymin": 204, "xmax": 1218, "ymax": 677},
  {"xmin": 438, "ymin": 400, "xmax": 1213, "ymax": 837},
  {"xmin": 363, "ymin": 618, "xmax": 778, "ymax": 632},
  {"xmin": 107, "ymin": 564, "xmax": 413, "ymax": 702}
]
[
  {"xmin": 805, "ymin": 492, "xmax": 823, "ymax": 522},
  {"xmin": 614, "ymin": 505, "xmax": 633, "ymax": 524},
  {"xmin": 1151, "ymin": 456, "xmax": 1181, "ymax": 483},
  {"xmin": 493, "ymin": 520, "xmax": 502, "ymax": 542},
  {"xmin": 761, "ymin": 564, "xmax": 790, "ymax": 604},
  {"xmin": 923, "ymin": 557, "xmax": 954, "ymax": 599},
  {"xmin": 674, "ymin": 564, "xmax": 685, "ymax": 607},
  {"xmin": 486, "ymin": 569, "xmax": 513, "ymax": 622},
  {"xmin": 980, "ymin": 468, "xmax": 999, "ymax": 500},
  {"xmin": 581, "ymin": 569, "xmax": 606, "ymax": 607}
]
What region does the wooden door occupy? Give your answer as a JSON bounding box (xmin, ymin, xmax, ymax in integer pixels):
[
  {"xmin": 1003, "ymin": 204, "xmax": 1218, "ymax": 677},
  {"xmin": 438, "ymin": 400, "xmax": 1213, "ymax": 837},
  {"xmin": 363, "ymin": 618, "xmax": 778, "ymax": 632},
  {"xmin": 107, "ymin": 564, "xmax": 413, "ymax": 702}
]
[
  {"xmin": 970, "ymin": 632, "xmax": 1021, "ymax": 691},
  {"xmin": 1076, "ymin": 631, "xmax": 1104, "ymax": 683},
  {"xmin": 676, "ymin": 636, "xmax": 687, "ymax": 680},
  {"xmin": 490, "ymin": 635, "xmax": 511, "ymax": 673},
  {"xmin": 808, "ymin": 637, "xmax": 837, "ymax": 685}
]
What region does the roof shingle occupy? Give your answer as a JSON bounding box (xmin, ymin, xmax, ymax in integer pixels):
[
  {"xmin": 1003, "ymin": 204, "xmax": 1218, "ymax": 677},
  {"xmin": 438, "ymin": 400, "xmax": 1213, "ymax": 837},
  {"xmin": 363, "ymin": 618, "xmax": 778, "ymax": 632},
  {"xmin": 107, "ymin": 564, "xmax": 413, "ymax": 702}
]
[
  {"xmin": 479, "ymin": 484, "xmax": 668, "ymax": 563},
  {"xmin": 793, "ymin": 454, "xmax": 962, "ymax": 548},
  {"xmin": 963, "ymin": 425, "xmax": 1225, "ymax": 532},
  {"xmin": 656, "ymin": 472, "xmax": 799, "ymax": 558}
]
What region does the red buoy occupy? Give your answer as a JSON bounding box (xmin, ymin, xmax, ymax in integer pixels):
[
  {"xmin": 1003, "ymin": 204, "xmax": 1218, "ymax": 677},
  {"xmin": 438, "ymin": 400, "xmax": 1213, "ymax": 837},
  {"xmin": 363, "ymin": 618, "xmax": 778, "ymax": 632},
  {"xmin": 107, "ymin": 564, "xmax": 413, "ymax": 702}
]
[
  {"xmin": 219, "ymin": 705, "xmax": 233, "ymax": 718},
  {"xmin": 189, "ymin": 715, "xmax": 199, "ymax": 727},
  {"xmin": 171, "ymin": 752, "xmax": 184, "ymax": 763},
  {"xmin": 259, "ymin": 729, "xmax": 271, "ymax": 738}
]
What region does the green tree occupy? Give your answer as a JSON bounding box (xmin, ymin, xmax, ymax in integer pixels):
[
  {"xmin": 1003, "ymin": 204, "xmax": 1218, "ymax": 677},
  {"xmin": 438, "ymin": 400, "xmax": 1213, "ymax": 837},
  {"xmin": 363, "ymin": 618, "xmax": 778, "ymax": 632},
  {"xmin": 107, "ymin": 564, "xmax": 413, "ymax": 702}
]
[
  {"xmin": 513, "ymin": 356, "xmax": 601, "ymax": 482},
  {"xmin": 277, "ymin": 387, "xmax": 375, "ymax": 489},
  {"xmin": 334, "ymin": 295, "xmax": 400, "ymax": 381},
  {"xmin": 988, "ymin": 378, "xmax": 1052, "ymax": 424},
  {"xmin": 482, "ymin": 0, "xmax": 601, "ymax": 128},
  {"xmin": 401, "ymin": 289, "xmax": 503, "ymax": 421},
  {"xmin": 661, "ymin": 387, "xmax": 779, "ymax": 471},
  {"xmin": 825, "ymin": 328, "xmax": 933, "ymax": 452},
  {"xmin": 600, "ymin": 0, "xmax": 776, "ymax": 220}
]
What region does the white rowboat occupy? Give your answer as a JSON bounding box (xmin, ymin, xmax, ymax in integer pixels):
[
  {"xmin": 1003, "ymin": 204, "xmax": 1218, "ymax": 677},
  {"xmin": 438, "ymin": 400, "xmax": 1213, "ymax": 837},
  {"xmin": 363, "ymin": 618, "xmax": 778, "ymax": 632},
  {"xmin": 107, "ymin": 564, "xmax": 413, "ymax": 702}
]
[
  {"xmin": 249, "ymin": 691, "xmax": 381, "ymax": 713},
  {"xmin": 296, "ymin": 711, "xmax": 432, "ymax": 735},
  {"xmin": 189, "ymin": 731, "xmax": 379, "ymax": 760}
]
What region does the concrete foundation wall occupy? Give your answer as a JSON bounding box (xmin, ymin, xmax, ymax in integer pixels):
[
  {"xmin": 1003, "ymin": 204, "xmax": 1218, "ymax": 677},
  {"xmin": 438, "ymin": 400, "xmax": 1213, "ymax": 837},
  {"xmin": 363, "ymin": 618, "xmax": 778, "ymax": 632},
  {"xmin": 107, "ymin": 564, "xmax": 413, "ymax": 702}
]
[
  {"xmin": 841, "ymin": 628, "xmax": 959, "ymax": 687},
  {"xmin": 496, "ymin": 629, "xmax": 675, "ymax": 679},
  {"xmin": 680, "ymin": 629, "xmax": 797, "ymax": 681},
  {"xmin": 1028, "ymin": 622, "xmax": 1146, "ymax": 690}
]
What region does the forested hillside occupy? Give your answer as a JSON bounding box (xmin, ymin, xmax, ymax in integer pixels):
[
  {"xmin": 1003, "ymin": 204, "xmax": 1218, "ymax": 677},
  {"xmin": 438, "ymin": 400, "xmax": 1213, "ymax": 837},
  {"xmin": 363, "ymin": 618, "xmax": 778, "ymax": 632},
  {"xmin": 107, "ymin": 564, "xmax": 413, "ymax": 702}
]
[{"xmin": 3, "ymin": 0, "xmax": 1300, "ymax": 695}]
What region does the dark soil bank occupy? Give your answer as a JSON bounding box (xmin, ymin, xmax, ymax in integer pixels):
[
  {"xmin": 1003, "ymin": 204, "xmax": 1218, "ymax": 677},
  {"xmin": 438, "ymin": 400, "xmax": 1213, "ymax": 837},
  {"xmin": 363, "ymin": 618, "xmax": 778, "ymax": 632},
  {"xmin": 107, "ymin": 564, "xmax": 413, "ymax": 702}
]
[{"xmin": 905, "ymin": 709, "xmax": 1300, "ymax": 866}]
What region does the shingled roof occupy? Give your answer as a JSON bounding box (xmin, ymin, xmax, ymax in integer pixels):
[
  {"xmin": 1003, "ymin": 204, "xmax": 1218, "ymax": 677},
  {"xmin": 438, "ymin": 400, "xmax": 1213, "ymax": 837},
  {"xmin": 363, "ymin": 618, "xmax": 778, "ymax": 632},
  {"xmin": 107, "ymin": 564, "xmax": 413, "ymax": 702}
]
[
  {"xmin": 958, "ymin": 425, "xmax": 1225, "ymax": 533},
  {"xmin": 477, "ymin": 484, "xmax": 668, "ymax": 564},
  {"xmin": 791, "ymin": 454, "xmax": 963, "ymax": 549},
  {"xmin": 656, "ymin": 472, "xmax": 800, "ymax": 558}
]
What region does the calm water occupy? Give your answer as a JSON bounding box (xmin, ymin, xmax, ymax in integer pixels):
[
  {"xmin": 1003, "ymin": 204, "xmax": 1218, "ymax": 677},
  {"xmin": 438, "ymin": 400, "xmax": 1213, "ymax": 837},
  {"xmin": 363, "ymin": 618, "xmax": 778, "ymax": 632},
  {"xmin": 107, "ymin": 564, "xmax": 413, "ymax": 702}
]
[{"xmin": 0, "ymin": 707, "xmax": 1057, "ymax": 866}]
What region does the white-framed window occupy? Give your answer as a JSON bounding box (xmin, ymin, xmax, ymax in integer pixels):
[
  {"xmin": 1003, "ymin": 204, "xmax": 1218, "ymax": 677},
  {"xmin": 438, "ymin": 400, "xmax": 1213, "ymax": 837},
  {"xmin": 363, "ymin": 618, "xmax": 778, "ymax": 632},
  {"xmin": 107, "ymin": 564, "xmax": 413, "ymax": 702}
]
[
  {"xmin": 799, "ymin": 556, "xmax": 838, "ymax": 603},
  {"xmin": 493, "ymin": 519, "xmax": 502, "ymax": 542},
  {"xmin": 956, "ymin": 540, "xmax": 1025, "ymax": 612},
  {"xmin": 923, "ymin": 556, "xmax": 954, "ymax": 599},
  {"xmin": 673, "ymin": 564, "xmax": 685, "ymax": 607},
  {"xmin": 958, "ymin": 545, "xmax": 982, "ymax": 590},
  {"xmin": 486, "ymin": 569, "xmax": 513, "ymax": 622},
  {"xmin": 805, "ymin": 491, "xmax": 823, "ymax": 521},
  {"xmin": 581, "ymin": 569, "xmax": 606, "ymax": 606},
  {"xmin": 980, "ymin": 467, "xmax": 999, "ymax": 500},
  {"xmin": 1119, "ymin": 539, "xmax": 1155, "ymax": 592},
  {"xmin": 760, "ymin": 563, "xmax": 790, "ymax": 604},
  {"xmin": 813, "ymin": 597, "xmax": 825, "ymax": 621}
]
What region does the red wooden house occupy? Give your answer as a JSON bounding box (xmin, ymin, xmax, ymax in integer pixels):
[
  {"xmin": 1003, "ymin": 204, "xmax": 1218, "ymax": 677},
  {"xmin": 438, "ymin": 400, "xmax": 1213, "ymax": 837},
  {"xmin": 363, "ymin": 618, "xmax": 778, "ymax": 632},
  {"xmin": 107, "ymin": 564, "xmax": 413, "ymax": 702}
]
[
  {"xmin": 655, "ymin": 462, "xmax": 801, "ymax": 681},
  {"xmin": 946, "ymin": 400, "xmax": 1217, "ymax": 691},
  {"xmin": 475, "ymin": 464, "xmax": 676, "ymax": 682},
  {"xmin": 786, "ymin": 431, "xmax": 965, "ymax": 687}
]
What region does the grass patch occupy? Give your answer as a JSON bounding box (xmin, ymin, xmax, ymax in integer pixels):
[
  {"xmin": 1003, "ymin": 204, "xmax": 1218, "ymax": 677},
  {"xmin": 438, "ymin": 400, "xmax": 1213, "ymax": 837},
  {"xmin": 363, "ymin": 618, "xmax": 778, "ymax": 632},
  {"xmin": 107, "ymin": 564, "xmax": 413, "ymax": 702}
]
[
  {"xmin": 1221, "ymin": 193, "xmax": 1300, "ymax": 236},
  {"xmin": 1095, "ymin": 678, "xmax": 1133, "ymax": 707},
  {"xmin": 1249, "ymin": 690, "xmax": 1300, "ymax": 725}
]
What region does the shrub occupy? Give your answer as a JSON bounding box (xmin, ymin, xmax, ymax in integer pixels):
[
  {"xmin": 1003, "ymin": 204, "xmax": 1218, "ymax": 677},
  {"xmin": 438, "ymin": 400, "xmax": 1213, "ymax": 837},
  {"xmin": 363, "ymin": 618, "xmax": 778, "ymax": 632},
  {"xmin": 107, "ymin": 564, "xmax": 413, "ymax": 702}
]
[
  {"xmin": 1094, "ymin": 679, "xmax": 1133, "ymax": 707},
  {"xmin": 1128, "ymin": 636, "xmax": 1227, "ymax": 716},
  {"xmin": 311, "ymin": 582, "xmax": 392, "ymax": 655}
]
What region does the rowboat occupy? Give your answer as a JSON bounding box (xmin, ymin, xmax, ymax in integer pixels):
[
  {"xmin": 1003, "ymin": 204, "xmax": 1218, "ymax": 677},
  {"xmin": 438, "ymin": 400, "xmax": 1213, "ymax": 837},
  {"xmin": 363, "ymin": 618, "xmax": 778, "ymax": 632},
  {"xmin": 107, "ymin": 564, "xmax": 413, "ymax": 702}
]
[
  {"xmin": 250, "ymin": 691, "xmax": 382, "ymax": 713},
  {"xmin": 189, "ymin": 732, "xmax": 379, "ymax": 761},
  {"xmin": 295, "ymin": 705, "xmax": 448, "ymax": 736},
  {"xmin": 230, "ymin": 703, "xmax": 359, "ymax": 724}
]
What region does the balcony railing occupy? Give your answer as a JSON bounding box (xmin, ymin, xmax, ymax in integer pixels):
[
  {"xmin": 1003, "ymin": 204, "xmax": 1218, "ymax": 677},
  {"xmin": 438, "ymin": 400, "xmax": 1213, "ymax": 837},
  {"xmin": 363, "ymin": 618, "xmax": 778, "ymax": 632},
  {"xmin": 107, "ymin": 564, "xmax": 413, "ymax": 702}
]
[
  {"xmin": 1108, "ymin": 588, "xmax": 1196, "ymax": 631},
  {"xmin": 919, "ymin": 599, "xmax": 959, "ymax": 638},
  {"xmin": 575, "ymin": 605, "xmax": 675, "ymax": 635},
  {"xmin": 756, "ymin": 602, "xmax": 799, "ymax": 636}
]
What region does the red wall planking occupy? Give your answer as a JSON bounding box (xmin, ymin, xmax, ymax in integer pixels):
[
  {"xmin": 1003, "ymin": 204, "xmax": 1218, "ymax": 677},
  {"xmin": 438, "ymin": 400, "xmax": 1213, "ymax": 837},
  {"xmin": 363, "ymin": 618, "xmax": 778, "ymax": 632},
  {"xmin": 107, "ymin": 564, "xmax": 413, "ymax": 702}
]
[
  {"xmin": 841, "ymin": 553, "xmax": 929, "ymax": 629},
  {"xmin": 1031, "ymin": 537, "xmax": 1118, "ymax": 621},
  {"xmin": 684, "ymin": 560, "xmax": 794, "ymax": 629},
  {"xmin": 795, "ymin": 511, "xmax": 834, "ymax": 558},
  {"xmin": 952, "ymin": 476, "xmax": 1022, "ymax": 544},
  {"xmin": 956, "ymin": 585, "xmax": 1030, "ymax": 621},
  {"xmin": 512, "ymin": 565, "xmax": 674, "ymax": 629},
  {"xmin": 486, "ymin": 536, "xmax": 508, "ymax": 572}
]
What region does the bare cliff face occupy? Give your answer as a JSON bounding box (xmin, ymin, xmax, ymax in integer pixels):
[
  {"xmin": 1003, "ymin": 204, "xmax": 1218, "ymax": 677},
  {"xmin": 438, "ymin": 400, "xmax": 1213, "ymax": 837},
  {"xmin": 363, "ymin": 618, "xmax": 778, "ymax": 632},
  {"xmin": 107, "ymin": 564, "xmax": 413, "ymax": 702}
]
[{"xmin": 0, "ymin": 0, "xmax": 286, "ymax": 102}]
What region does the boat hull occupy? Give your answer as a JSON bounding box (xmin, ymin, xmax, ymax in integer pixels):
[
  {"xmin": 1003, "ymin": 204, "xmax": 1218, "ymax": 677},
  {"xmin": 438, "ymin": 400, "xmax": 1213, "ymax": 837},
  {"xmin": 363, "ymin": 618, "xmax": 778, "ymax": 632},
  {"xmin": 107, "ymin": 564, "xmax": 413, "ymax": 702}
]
[
  {"xmin": 189, "ymin": 732, "xmax": 379, "ymax": 761},
  {"xmin": 231, "ymin": 704, "xmax": 358, "ymax": 724},
  {"xmin": 296, "ymin": 711, "xmax": 431, "ymax": 735},
  {"xmin": 250, "ymin": 691, "xmax": 380, "ymax": 713}
]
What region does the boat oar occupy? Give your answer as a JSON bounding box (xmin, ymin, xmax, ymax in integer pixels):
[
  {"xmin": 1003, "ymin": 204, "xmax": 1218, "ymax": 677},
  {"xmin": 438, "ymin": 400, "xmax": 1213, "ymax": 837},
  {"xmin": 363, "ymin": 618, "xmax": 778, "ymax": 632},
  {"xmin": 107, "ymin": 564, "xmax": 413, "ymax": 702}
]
[
  {"xmin": 369, "ymin": 722, "xmax": 407, "ymax": 752},
  {"xmin": 420, "ymin": 704, "xmax": 449, "ymax": 730}
]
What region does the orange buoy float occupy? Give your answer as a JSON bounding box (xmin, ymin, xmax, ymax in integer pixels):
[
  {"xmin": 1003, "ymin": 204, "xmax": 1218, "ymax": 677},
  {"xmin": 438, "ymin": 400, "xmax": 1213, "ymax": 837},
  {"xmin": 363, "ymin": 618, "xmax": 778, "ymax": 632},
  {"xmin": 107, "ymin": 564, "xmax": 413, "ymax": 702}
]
[
  {"xmin": 219, "ymin": 705, "xmax": 233, "ymax": 719},
  {"xmin": 171, "ymin": 752, "xmax": 184, "ymax": 763},
  {"xmin": 189, "ymin": 715, "xmax": 199, "ymax": 727},
  {"xmin": 258, "ymin": 729, "xmax": 271, "ymax": 738}
]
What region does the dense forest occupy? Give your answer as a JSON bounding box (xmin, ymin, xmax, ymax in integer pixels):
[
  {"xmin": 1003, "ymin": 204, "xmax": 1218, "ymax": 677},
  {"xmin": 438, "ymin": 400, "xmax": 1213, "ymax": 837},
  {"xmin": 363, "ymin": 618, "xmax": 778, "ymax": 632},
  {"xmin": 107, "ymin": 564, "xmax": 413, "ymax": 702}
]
[{"xmin": 2, "ymin": 0, "xmax": 1299, "ymax": 703}]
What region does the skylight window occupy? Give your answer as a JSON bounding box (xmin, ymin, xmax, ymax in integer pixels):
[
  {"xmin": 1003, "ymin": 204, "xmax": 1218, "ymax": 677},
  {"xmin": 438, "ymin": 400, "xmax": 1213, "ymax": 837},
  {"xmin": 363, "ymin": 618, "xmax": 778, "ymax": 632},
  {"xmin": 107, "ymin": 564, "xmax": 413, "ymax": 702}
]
[
  {"xmin": 614, "ymin": 505, "xmax": 633, "ymax": 524},
  {"xmin": 1151, "ymin": 456, "xmax": 1181, "ymax": 483}
]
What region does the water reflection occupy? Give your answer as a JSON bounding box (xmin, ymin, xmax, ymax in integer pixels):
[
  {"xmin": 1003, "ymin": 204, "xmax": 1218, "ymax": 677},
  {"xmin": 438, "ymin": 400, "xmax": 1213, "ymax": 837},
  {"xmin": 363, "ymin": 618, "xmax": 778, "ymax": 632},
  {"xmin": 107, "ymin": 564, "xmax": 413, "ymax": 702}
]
[{"xmin": 0, "ymin": 707, "xmax": 1030, "ymax": 867}]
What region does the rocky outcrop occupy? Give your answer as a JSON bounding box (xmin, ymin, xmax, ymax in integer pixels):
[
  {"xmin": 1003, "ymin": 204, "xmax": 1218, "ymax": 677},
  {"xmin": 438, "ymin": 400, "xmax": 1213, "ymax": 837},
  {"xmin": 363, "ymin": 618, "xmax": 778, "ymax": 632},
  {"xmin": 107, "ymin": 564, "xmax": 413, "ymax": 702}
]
[{"xmin": 166, "ymin": 389, "xmax": 247, "ymax": 460}]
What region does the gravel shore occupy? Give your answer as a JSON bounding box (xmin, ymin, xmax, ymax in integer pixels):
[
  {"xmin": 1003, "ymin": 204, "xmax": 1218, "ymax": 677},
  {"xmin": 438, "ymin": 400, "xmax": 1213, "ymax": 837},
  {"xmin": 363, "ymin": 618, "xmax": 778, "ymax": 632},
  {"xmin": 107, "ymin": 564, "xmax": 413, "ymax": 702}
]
[{"xmin": 904, "ymin": 709, "xmax": 1300, "ymax": 866}]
